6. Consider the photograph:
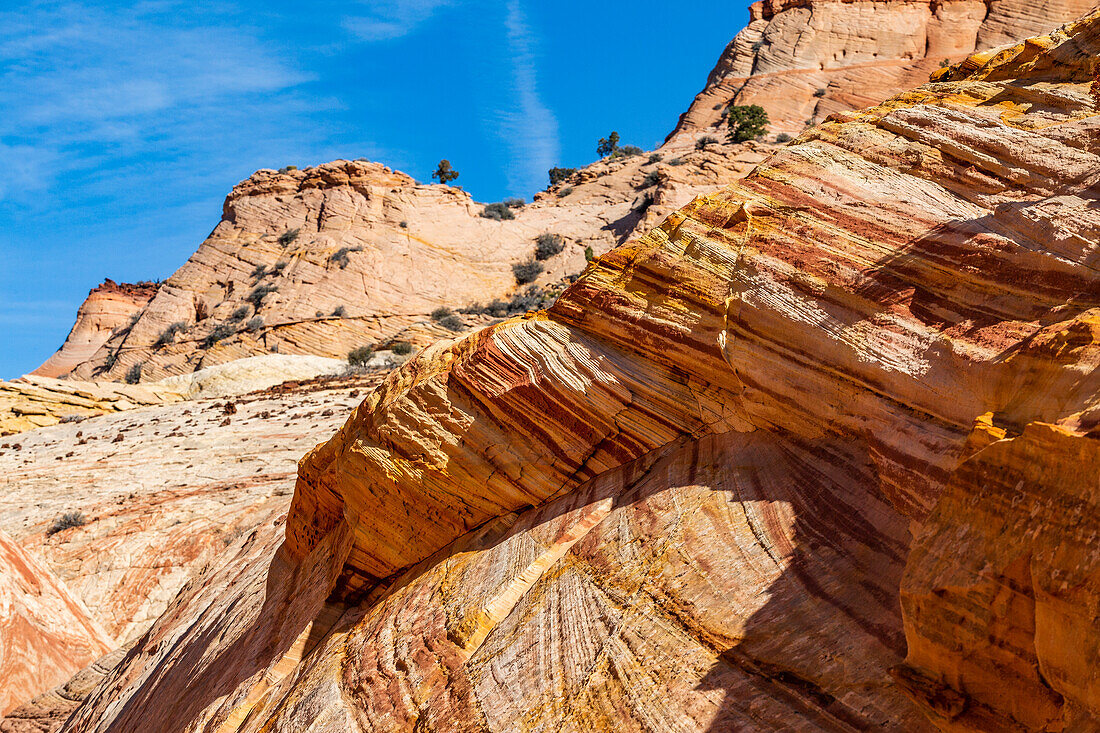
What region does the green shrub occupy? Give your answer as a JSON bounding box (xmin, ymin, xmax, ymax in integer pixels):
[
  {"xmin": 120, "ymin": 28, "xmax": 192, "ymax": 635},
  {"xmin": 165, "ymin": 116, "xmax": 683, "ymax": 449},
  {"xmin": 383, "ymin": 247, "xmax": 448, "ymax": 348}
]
[
  {"xmin": 503, "ymin": 197, "xmax": 526, "ymax": 209},
  {"xmin": 486, "ymin": 299, "xmax": 509, "ymax": 317},
  {"xmin": 559, "ymin": 187, "xmax": 573, "ymax": 197},
  {"xmin": 104, "ymin": 350, "xmax": 118, "ymax": 370},
  {"xmin": 329, "ymin": 246, "xmax": 363, "ymax": 269},
  {"xmin": 154, "ymin": 321, "xmax": 187, "ymax": 348},
  {"xmin": 508, "ymin": 285, "xmax": 546, "ymax": 313},
  {"xmin": 399, "ymin": 220, "xmax": 408, "ymax": 228},
  {"xmin": 278, "ymin": 228, "xmax": 300, "ymax": 246},
  {"xmin": 611, "ymin": 145, "xmax": 643, "ymax": 158},
  {"xmin": 597, "ymin": 131, "xmax": 620, "ymax": 158},
  {"xmin": 548, "ymin": 167, "xmax": 576, "ymax": 186},
  {"xmin": 277, "ymin": 165, "xmax": 298, "ymax": 174},
  {"xmin": 668, "ymin": 157, "xmax": 685, "ymax": 166},
  {"xmin": 695, "ymin": 135, "xmax": 719, "ymax": 150},
  {"xmin": 438, "ymin": 314, "xmax": 465, "ymax": 331},
  {"xmin": 203, "ymin": 323, "xmax": 235, "ymax": 348},
  {"xmin": 939, "ymin": 58, "xmax": 950, "ymax": 68},
  {"xmin": 480, "ymin": 202, "xmax": 515, "ymax": 220},
  {"xmin": 513, "ymin": 260, "xmax": 543, "ymax": 284},
  {"xmin": 246, "ymin": 316, "xmax": 264, "ymax": 332},
  {"xmin": 331, "ymin": 305, "xmax": 347, "ymax": 317},
  {"xmin": 246, "ymin": 284, "xmax": 278, "ymax": 308},
  {"xmin": 46, "ymin": 511, "xmax": 86, "ymax": 537},
  {"xmin": 391, "ymin": 341, "xmax": 414, "ymax": 355},
  {"xmin": 585, "ymin": 246, "xmax": 595, "ymax": 261},
  {"xmin": 641, "ymin": 170, "xmax": 661, "ymax": 188},
  {"xmin": 813, "ymin": 88, "xmax": 826, "ymax": 97},
  {"xmin": 776, "ymin": 132, "xmax": 793, "ymax": 143},
  {"xmin": 430, "ymin": 307, "xmax": 453, "ymax": 321},
  {"xmin": 648, "ymin": 153, "xmax": 663, "ymax": 164},
  {"xmin": 124, "ymin": 363, "xmax": 143, "ymax": 384},
  {"xmin": 347, "ymin": 345, "xmax": 374, "ymax": 366},
  {"xmin": 432, "ymin": 159, "xmax": 459, "ymax": 184},
  {"xmin": 535, "ymin": 233, "xmax": 565, "ymax": 260},
  {"xmin": 227, "ymin": 305, "xmax": 251, "ymax": 322},
  {"xmin": 727, "ymin": 104, "xmax": 769, "ymax": 143}
]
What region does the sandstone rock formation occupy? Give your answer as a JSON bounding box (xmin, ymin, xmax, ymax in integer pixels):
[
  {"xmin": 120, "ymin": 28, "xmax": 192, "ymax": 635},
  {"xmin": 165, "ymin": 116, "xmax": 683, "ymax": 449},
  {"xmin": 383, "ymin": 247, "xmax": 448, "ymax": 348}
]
[
  {"xmin": 44, "ymin": 147, "xmax": 765, "ymax": 386},
  {"xmin": 0, "ymin": 530, "xmax": 111, "ymax": 717},
  {"xmin": 31, "ymin": 281, "xmax": 157, "ymax": 380},
  {"xmin": 0, "ymin": 376, "xmax": 183, "ymax": 436},
  {"xmin": 60, "ymin": 10, "xmax": 1100, "ymax": 732},
  {"xmin": 669, "ymin": 0, "xmax": 1097, "ymax": 139}
]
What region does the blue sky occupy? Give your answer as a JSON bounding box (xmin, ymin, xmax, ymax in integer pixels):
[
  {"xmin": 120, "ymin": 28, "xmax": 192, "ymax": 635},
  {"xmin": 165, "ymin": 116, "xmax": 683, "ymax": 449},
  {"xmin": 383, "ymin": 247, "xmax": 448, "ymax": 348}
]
[{"xmin": 0, "ymin": 0, "xmax": 747, "ymax": 378}]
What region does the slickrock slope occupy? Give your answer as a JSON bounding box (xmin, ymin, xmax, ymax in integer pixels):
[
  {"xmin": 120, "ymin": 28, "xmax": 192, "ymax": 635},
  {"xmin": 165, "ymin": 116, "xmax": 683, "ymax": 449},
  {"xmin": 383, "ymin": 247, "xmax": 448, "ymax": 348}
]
[
  {"xmin": 670, "ymin": 0, "xmax": 1096, "ymax": 139},
  {"xmin": 62, "ymin": 12, "xmax": 1100, "ymax": 733},
  {"xmin": 52, "ymin": 147, "xmax": 766, "ymax": 385},
  {"xmin": 0, "ymin": 530, "xmax": 111, "ymax": 717},
  {"xmin": 30, "ymin": 281, "xmax": 157, "ymax": 379}
]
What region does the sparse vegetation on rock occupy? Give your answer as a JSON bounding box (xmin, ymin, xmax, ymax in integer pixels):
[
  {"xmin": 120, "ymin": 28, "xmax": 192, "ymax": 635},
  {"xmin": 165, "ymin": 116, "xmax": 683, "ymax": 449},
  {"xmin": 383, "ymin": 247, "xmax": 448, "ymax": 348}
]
[
  {"xmin": 641, "ymin": 170, "xmax": 661, "ymax": 188},
  {"xmin": 535, "ymin": 233, "xmax": 565, "ymax": 260},
  {"xmin": 648, "ymin": 153, "xmax": 663, "ymax": 164},
  {"xmin": 503, "ymin": 197, "xmax": 526, "ymax": 209},
  {"xmin": 513, "ymin": 260, "xmax": 543, "ymax": 284},
  {"xmin": 154, "ymin": 322, "xmax": 187, "ymax": 348},
  {"xmin": 46, "ymin": 511, "xmax": 86, "ymax": 537},
  {"xmin": 596, "ymin": 131, "xmax": 620, "ymax": 158},
  {"xmin": 696, "ymin": 135, "xmax": 720, "ymax": 150},
  {"xmin": 391, "ymin": 341, "xmax": 413, "ymax": 355},
  {"xmin": 246, "ymin": 284, "xmax": 278, "ymax": 309},
  {"xmin": 432, "ymin": 159, "xmax": 459, "ymax": 184},
  {"xmin": 431, "ymin": 307, "xmax": 453, "ymax": 321},
  {"xmin": 438, "ymin": 314, "xmax": 465, "ymax": 331},
  {"xmin": 548, "ymin": 167, "xmax": 576, "ymax": 186},
  {"xmin": 246, "ymin": 316, "xmax": 264, "ymax": 332},
  {"xmin": 329, "ymin": 246, "xmax": 363, "ymax": 269},
  {"xmin": 331, "ymin": 306, "xmax": 347, "ymax": 318},
  {"xmin": 227, "ymin": 305, "xmax": 251, "ymax": 322},
  {"xmin": 124, "ymin": 363, "xmax": 143, "ymax": 384},
  {"xmin": 481, "ymin": 202, "xmax": 515, "ymax": 221},
  {"xmin": 203, "ymin": 323, "xmax": 235, "ymax": 348},
  {"xmin": 726, "ymin": 104, "xmax": 769, "ymax": 143},
  {"xmin": 347, "ymin": 345, "xmax": 374, "ymax": 366},
  {"xmin": 278, "ymin": 228, "xmax": 300, "ymax": 246}
]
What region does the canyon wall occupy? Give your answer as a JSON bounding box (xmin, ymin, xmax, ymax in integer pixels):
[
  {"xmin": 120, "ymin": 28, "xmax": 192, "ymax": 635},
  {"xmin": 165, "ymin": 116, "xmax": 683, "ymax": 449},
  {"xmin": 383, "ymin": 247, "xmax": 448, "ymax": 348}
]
[
  {"xmin": 62, "ymin": 11, "xmax": 1100, "ymax": 732},
  {"xmin": 670, "ymin": 0, "xmax": 1097, "ymax": 138}
]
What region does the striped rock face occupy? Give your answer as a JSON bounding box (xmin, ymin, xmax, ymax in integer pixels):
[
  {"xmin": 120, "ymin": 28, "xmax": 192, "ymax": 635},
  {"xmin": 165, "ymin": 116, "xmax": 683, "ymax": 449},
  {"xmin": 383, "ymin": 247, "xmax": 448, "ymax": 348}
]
[
  {"xmin": 670, "ymin": 0, "xmax": 1097, "ymax": 139},
  {"xmin": 66, "ymin": 12, "xmax": 1099, "ymax": 733}
]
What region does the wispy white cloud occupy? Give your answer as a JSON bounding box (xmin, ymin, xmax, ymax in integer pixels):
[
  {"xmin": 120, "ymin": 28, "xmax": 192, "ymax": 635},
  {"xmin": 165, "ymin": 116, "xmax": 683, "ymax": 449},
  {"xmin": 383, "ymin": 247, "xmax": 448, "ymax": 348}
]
[
  {"xmin": 0, "ymin": 2, "xmax": 319, "ymax": 204},
  {"xmin": 343, "ymin": 0, "xmax": 455, "ymax": 42},
  {"xmin": 499, "ymin": 0, "xmax": 560, "ymax": 196}
]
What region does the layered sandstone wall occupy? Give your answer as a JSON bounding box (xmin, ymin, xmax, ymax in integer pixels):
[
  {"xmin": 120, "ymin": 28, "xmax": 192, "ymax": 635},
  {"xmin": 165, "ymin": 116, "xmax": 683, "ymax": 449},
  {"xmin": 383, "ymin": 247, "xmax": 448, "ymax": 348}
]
[
  {"xmin": 669, "ymin": 0, "xmax": 1097, "ymax": 139},
  {"xmin": 60, "ymin": 11, "xmax": 1100, "ymax": 732}
]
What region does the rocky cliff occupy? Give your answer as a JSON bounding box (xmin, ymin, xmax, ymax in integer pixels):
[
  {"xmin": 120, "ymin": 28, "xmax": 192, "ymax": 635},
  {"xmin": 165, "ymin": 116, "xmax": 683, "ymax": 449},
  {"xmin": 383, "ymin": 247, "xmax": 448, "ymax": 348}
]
[
  {"xmin": 31, "ymin": 281, "xmax": 157, "ymax": 380},
  {"xmin": 47, "ymin": 147, "xmax": 766, "ymax": 385},
  {"xmin": 670, "ymin": 0, "xmax": 1097, "ymax": 139},
  {"xmin": 60, "ymin": 10, "xmax": 1100, "ymax": 732}
]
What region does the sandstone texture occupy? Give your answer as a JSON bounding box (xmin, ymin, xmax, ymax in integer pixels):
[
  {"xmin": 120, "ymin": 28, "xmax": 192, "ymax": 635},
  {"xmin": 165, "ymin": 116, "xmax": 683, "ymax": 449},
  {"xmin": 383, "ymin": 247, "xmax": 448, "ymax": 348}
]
[
  {"xmin": 31, "ymin": 281, "xmax": 157, "ymax": 380},
  {"xmin": 49, "ymin": 147, "xmax": 766, "ymax": 385},
  {"xmin": 670, "ymin": 0, "xmax": 1097, "ymax": 139},
  {"xmin": 60, "ymin": 11, "xmax": 1100, "ymax": 733},
  {"xmin": 0, "ymin": 530, "xmax": 111, "ymax": 717}
]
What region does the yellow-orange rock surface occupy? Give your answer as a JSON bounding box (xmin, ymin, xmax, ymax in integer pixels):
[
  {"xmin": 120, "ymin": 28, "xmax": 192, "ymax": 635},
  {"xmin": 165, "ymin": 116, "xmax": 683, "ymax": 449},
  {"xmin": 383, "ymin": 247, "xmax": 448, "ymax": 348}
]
[
  {"xmin": 59, "ymin": 11, "xmax": 1100, "ymax": 733},
  {"xmin": 670, "ymin": 0, "xmax": 1096, "ymax": 139}
]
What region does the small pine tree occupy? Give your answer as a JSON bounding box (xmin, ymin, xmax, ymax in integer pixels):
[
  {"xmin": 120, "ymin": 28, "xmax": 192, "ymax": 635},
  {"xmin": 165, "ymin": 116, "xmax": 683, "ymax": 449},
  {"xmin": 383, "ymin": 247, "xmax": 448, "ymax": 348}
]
[
  {"xmin": 596, "ymin": 131, "xmax": 620, "ymax": 158},
  {"xmin": 432, "ymin": 159, "xmax": 459, "ymax": 184},
  {"xmin": 726, "ymin": 105, "xmax": 769, "ymax": 143}
]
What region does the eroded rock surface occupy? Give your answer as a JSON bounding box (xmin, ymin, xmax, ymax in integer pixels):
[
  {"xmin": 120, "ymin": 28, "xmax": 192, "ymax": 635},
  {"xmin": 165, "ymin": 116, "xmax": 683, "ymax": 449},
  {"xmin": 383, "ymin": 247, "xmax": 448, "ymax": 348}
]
[
  {"xmin": 670, "ymin": 0, "xmax": 1096, "ymax": 139},
  {"xmin": 0, "ymin": 530, "xmax": 111, "ymax": 717},
  {"xmin": 61, "ymin": 11, "xmax": 1100, "ymax": 733}
]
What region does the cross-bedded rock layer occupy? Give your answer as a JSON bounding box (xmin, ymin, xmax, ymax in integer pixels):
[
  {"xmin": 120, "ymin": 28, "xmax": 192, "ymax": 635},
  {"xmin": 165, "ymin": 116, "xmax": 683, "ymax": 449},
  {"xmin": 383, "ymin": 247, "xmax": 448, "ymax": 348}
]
[
  {"xmin": 58, "ymin": 10, "xmax": 1100, "ymax": 733},
  {"xmin": 670, "ymin": 0, "xmax": 1096, "ymax": 139}
]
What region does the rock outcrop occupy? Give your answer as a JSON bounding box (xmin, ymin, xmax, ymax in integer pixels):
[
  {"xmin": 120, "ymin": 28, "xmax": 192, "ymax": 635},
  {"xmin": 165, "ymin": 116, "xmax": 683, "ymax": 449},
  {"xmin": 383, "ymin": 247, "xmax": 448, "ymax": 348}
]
[
  {"xmin": 50, "ymin": 148, "xmax": 766, "ymax": 385},
  {"xmin": 670, "ymin": 0, "xmax": 1097, "ymax": 139},
  {"xmin": 0, "ymin": 530, "xmax": 111, "ymax": 717},
  {"xmin": 0, "ymin": 376, "xmax": 184, "ymax": 436},
  {"xmin": 61, "ymin": 10, "xmax": 1100, "ymax": 733},
  {"xmin": 31, "ymin": 281, "xmax": 157, "ymax": 380}
]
